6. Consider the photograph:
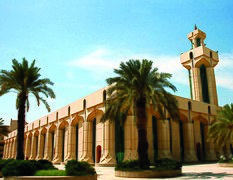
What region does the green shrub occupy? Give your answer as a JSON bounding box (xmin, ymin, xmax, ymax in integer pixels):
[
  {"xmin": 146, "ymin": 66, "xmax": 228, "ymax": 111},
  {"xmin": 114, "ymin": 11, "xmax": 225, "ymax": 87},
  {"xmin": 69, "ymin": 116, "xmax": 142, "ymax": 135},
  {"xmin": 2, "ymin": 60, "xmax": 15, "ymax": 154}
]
[
  {"xmin": 30, "ymin": 160, "xmax": 43, "ymax": 170},
  {"xmin": 115, "ymin": 160, "xmax": 139, "ymax": 171},
  {"xmin": 154, "ymin": 158, "xmax": 182, "ymax": 170},
  {"xmin": 0, "ymin": 159, "xmax": 14, "ymax": 170},
  {"xmin": 65, "ymin": 160, "xmax": 96, "ymax": 176},
  {"xmin": 2, "ymin": 160, "xmax": 36, "ymax": 177},
  {"xmin": 29, "ymin": 159, "xmax": 57, "ymax": 170},
  {"xmin": 34, "ymin": 170, "xmax": 66, "ymax": 176},
  {"xmin": 37, "ymin": 159, "xmax": 57, "ymax": 170}
]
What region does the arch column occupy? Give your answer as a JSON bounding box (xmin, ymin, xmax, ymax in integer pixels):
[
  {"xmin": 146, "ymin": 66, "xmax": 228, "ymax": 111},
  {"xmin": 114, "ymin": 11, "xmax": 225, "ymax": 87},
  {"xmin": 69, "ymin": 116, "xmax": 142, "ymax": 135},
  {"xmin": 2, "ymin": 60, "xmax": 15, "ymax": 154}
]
[
  {"xmin": 80, "ymin": 121, "xmax": 93, "ymax": 163},
  {"xmin": 123, "ymin": 115, "xmax": 138, "ymax": 161},
  {"xmin": 205, "ymin": 138, "xmax": 217, "ymax": 160},
  {"xmin": 25, "ymin": 136, "xmax": 31, "ymax": 159},
  {"xmin": 66, "ymin": 124, "xmax": 76, "ymax": 161},
  {"xmin": 13, "ymin": 138, "xmax": 17, "ymax": 158},
  {"xmin": 36, "ymin": 131, "xmax": 44, "ymax": 160},
  {"xmin": 99, "ymin": 120, "xmax": 116, "ymax": 165},
  {"xmin": 53, "ymin": 128, "xmax": 62, "ymax": 163},
  {"xmin": 29, "ymin": 135, "xmax": 37, "ymax": 160},
  {"xmin": 11, "ymin": 139, "xmax": 16, "ymax": 158},
  {"xmin": 3, "ymin": 142, "xmax": 8, "ymax": 159},
  {"xmin": 183, "ymin": 122, "xmax": 198, "ymax": 162},
  {"xmin": 8, "ymin": 141, "xmax": 12, "ymax": 158},
  {"xmin": 44, "ymin": 130, "xmax": 52, "ymax": 161},
  {"xmin": 157, "ymin": 119, "xmax": 172, "ymax": 159}
]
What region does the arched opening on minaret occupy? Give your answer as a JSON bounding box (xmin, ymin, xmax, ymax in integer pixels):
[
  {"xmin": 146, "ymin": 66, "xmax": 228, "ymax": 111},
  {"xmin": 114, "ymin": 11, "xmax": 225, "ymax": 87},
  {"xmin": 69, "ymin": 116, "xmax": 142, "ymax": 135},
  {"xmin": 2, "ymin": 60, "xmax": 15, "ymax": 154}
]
[
  {"xmin": 196, "ymin": 38, "xmax": 201, "ymax": 47},
  {"xmin": 152, "ymin": 115, "xmax": 158, "ymax": 161},
  {"xmin": 115, "ymin": 122, "xmax": 124, "ymax": 162},
  {"xmin": 200, "ymin": 64, "xmax": 210, "ymax": 103}
]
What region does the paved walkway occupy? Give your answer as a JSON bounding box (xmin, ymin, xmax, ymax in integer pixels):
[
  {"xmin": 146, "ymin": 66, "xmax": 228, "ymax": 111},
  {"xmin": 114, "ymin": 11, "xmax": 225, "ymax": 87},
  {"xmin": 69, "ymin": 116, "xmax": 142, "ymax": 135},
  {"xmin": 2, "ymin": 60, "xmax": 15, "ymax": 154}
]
[
  {"xmin": 56, "ymin": 163, "xmax": 233, "ymax": 179},
  {"xmin": 1, "ymin": 163, "xmax": 232, "ymax": 179},
  {"xmin": 95, "ymin": 164, "xmax": 233, "ymax": 179}
]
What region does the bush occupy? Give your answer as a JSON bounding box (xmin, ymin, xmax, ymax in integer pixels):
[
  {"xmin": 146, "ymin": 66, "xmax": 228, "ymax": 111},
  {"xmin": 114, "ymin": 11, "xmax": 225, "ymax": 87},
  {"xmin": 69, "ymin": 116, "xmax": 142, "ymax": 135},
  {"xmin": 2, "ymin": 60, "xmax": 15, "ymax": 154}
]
[
  {"xmin": 2, "ymin": 160, "xmax": 36, "ymax": 177},
  {"xmin": 30, "ymin": 160, "xmax": 43, "ymax": 170},
  {"xmin": 34, "ymin": 170, "xmax": 66, "ymax": 176},
  {"xmin": 37, "ymin": 159, "xmax": 57, "ymax": 170},
  {"xmin": 65, "ymin": 160, "xmax": 96, "ymax": 176},
  {"xmin": 154, "ymin": 158, "xmax": 182, "ymax": 170},
  {"xmin": 0, "ymin": 159, "xmax": 14, "ymax": 170},
  {"xmin": 115, "ymin": 160, "xmax": 139, "ymax": 171},
  {"xmin": 218, "ymin": 155, "xmax": 233, "ymax": 163}
]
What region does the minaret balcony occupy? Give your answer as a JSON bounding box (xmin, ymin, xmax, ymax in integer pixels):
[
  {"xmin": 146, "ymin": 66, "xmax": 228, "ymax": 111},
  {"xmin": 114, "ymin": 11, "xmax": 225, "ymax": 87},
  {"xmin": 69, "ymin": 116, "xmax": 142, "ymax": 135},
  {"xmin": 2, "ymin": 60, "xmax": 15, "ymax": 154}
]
[{"xmin": 180, "ymin": 46, "xmax": 219, "ymax": 69}]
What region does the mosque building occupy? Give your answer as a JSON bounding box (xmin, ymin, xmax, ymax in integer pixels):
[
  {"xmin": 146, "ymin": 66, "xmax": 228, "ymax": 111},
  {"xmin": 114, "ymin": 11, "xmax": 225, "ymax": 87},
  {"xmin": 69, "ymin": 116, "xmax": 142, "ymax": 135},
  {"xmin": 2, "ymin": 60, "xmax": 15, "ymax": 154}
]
[{"xmin": 3, "ymin": 27, "xmax": 232, "ymax": 165}]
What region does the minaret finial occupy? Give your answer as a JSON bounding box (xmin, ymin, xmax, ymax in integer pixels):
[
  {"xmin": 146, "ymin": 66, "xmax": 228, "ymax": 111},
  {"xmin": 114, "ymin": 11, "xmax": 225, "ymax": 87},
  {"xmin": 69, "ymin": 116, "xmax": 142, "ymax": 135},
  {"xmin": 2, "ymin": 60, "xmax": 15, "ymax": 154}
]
[{"xmin": 194, "ymin": 24, "xmax": 197, "ymax": 30}]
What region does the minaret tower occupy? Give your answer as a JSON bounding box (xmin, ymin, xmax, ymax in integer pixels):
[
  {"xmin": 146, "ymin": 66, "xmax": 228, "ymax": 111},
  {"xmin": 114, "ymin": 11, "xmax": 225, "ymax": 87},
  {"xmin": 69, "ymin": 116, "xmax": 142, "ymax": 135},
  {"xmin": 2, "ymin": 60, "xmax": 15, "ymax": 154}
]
[{"xmin": 180, "ymin": 25, "xmax": 219, "ymax": 105}]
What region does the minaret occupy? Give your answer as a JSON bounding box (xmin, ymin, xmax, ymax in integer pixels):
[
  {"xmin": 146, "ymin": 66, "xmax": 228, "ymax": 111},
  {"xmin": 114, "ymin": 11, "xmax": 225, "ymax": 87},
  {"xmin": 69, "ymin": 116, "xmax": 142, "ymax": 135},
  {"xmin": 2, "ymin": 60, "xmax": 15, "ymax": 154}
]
[{"xmin": 180, "ymin": 26, "xmax": 219, "ymax": 105}]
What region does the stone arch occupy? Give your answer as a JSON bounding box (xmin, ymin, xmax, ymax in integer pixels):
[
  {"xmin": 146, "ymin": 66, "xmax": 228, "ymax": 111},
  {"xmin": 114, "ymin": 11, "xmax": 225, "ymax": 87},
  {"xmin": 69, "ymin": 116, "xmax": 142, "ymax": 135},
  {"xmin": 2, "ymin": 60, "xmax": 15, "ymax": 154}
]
[
  {"xmin": 31, "ymin": 129, "xmax": 39, "ymax": 159},
  {"xmin": 192, "ymin": 115, "xmax": 208, "ymax": 125},
  {"xmin": 179, "ymin": 113, "xmax": 189, "ymax": 123},
  {"xmin": 87, "ymin": 109, "xmax": 104, "ymax": 163},
  {"xmin": 71, "ymin": 116, "xmax": 84, "ymax": 161},
  {"xmin": 49, "ymin": 124, "xmax": 57, "ymax": 132},
  {"xmin": 195, "ymin": 58, "xmax": 211, "ymax": 68},
  {"xmin": 48, "ymin": 124, "xmax": 56, "ymax": 160},
  {"xmin": 58, "ymin": 120, "xmax": 69, "ymax": 162},
  {"xmin": 59, "ymin": 120, "xmax": 69, "ymax": 129},
  {"xmin": 178, "ymin": 113, "xmax": 188, "ymax": 161},
  {"xmin": 87, "ymin": 109, "xmax": 104, "ymax": 122},
  {"xmin": 40, "ymin": 127, "xmax": 47, "ymax": 159},
  {"xmin": 192, "ymin": 115, "xmax": 208, "ymax": 161},
  {"xmin": 71, "ymin": 116, "xmax": 84, "ymax": 126}
]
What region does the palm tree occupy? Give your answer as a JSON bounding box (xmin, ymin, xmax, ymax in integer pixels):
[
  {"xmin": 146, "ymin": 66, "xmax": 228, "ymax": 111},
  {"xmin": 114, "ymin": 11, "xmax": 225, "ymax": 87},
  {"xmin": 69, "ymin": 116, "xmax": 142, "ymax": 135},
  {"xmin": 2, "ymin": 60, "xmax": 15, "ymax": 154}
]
[
  {"xmin": 0, "ymin": 118, "xmax": 9, "ymax": 137},
  {"xmin": 208, "ymin": 103, "xmax": 233, "ymax": 149},
  {"xmin": 101, "ymin": 59, "xmax": 179, "ymax": 169},
  {"xmin": 0, "ymin": 58, "xmax": 55, "ymax": 160}
]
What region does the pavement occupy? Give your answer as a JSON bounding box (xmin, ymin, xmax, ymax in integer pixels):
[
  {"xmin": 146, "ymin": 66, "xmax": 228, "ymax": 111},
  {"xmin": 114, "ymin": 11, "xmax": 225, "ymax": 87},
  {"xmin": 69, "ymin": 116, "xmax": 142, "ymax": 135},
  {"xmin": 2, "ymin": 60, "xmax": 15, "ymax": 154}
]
[
  {"xmin": 95, "ymin": 164, "xmax": 233, "ymax": 179},
  {"xmin": 1, "ymin": 163, "xmax": 233, "ymax": 179}
]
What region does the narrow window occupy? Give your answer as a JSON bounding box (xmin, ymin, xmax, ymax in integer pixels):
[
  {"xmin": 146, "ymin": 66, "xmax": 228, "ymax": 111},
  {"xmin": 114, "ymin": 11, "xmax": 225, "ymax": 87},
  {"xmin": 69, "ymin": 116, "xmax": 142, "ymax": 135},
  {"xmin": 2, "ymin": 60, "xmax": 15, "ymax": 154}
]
[
  {"xmin": 68, "ymin": 106, "xmax": 71, "ymax": 116},
  {"xmin": 200, "ymin": 65, "xmax": 210, "ymax": 103},
  {"xmin": 83, "ymin": 99, "xmax": 86, "ymax": 109},
  {"xmin": 189, "ymin": 52, "xmax": 193, "ymax": 59},
  {"xmin": 103, "ymin": 90, "xmax": 107, "ymax": 102},
  {"xmin": 196, "ymin": 38, "xmax": 201, "ymax": 47},
  {"xmin": 208, "ymin": 106, "xmax": 211, "ymax": 114}
]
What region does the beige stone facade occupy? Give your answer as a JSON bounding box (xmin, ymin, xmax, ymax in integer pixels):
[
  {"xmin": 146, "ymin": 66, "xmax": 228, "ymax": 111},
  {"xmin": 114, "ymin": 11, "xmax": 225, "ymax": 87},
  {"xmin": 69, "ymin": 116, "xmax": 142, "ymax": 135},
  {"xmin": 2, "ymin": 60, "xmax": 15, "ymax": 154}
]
[{"xmin": 3, "ymin": 27, "xmax": 233, "ymax": 164}]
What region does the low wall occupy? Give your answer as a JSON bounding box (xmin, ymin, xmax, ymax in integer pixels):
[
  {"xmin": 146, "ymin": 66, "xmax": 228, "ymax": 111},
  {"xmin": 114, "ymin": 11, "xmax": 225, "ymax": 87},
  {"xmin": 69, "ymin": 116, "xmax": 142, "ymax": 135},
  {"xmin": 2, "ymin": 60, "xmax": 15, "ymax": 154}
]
[
  {"xmin": 115, "ymin": 169, "xmax": 182, "ymax": 178},
  {"xmin": 4, "ymin": 174, "xmax": 97, "ymax": 180}
]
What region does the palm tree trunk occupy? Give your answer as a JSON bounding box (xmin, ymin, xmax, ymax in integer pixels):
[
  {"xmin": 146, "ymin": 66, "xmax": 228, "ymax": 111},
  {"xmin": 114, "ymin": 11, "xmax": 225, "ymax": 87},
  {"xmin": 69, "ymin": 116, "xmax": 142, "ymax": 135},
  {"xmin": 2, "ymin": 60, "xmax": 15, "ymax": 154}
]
[
  {"xmin": 136, "ymin": 98, "xmax": 150, "ymax": 169},
  {"xmin": 16, "ymin": 93, "xmax": 26, "ymax": 160}
]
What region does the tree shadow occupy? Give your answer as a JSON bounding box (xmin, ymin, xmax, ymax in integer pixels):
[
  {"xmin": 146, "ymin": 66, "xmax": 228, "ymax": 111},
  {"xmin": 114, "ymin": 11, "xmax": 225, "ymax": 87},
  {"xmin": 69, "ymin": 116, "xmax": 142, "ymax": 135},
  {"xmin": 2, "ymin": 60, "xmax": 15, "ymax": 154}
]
[{"xmin": 181, "ymin": 172, "xmax": 233, "ymax": 179}]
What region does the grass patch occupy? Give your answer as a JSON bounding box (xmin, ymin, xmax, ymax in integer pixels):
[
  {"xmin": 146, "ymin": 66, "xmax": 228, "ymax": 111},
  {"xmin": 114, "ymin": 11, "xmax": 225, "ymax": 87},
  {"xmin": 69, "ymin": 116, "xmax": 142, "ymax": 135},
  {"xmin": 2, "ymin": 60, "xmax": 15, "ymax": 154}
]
[{"xmin": 34, "ymin": 170, "xmax": 66, "ymax": 176}]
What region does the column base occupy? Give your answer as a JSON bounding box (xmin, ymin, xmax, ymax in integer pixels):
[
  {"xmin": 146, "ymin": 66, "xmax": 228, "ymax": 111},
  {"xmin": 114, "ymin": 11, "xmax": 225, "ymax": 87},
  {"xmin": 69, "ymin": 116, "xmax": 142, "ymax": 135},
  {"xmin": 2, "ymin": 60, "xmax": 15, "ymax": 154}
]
[
  {"xmin": 99, "ymin": 152, "xmax": 116, "ymax": 165},
  {"xmin": 184, "ymin": 150, "xmax": 198, "ymax": 162},
  {"xmin": 123, "ymin": 150, "xmax": 138, "ymax": 161},
  {"xmin": 158, "ymin": 150, "xmax": 172, "ymax": 159}
]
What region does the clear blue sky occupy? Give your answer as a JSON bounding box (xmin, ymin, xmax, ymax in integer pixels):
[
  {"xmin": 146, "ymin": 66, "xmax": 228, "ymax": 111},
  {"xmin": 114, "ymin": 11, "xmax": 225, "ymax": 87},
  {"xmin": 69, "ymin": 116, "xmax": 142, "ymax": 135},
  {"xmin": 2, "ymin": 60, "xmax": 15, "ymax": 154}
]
[{"xmin": 1, "ymin": 0, "xmax": 233, "ymax": 125}]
